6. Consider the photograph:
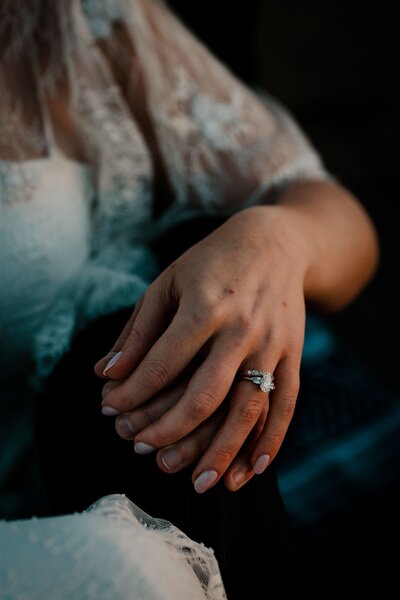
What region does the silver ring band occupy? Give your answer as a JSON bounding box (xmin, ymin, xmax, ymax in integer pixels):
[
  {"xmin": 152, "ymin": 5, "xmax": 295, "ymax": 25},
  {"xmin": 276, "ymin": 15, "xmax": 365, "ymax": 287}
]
[{"xmin": 237, "ymin": 369, "xmax": 275, "ymax": 393}]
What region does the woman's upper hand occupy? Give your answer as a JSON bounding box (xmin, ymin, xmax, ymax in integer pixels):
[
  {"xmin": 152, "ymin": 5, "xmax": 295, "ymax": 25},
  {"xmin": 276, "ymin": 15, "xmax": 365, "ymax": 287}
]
[{"xmin": 94, "ymin": 204, "xmax": 311, "ymax": 493}]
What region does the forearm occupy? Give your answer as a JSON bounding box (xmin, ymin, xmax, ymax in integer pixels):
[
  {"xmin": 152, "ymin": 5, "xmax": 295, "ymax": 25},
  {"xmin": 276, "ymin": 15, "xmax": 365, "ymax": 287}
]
[{"xmin": 271, "ymin": 180, "xmax": 379, "ymax": 312}]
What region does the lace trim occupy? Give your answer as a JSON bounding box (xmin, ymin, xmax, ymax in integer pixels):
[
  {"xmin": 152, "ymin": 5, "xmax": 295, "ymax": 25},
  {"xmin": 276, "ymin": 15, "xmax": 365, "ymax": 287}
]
[
  {"xmin": 0, "ymin": 493, "xmax": 226, "ymax": 600},
  {"xmin": 87, "ymin": 494, "xmax": 227, "ymax": 600},
  {"xmin": 73, "ymin": 76, "xmax": 155, "ymax": 251}
]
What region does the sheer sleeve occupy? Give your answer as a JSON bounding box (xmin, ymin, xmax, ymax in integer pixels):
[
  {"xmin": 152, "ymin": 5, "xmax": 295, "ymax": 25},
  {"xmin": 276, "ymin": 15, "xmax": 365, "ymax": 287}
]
[{"xmin": 87, "ymin": 0, "xmax": 331, "ymax": 223}]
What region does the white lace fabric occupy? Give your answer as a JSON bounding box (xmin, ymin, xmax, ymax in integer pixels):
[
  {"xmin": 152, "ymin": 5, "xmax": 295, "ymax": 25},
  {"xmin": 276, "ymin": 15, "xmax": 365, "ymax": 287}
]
[
  {"xmin": 0, "ymin": 0, "xmax": 330, "ymax": 390},
  {"xmin": 0, "ymin": 494, "xmax": 227, "ymax": 599}
]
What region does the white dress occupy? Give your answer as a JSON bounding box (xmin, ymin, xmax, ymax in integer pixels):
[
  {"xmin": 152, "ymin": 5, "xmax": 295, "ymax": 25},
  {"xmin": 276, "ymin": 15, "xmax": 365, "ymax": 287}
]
[
  {"xmin": 0, "ymin": 0, "xmax": 330, "ymax": 597},
  {"xmin": 0, "ymin": 494, "xmax": 226, "ymax": 599}
]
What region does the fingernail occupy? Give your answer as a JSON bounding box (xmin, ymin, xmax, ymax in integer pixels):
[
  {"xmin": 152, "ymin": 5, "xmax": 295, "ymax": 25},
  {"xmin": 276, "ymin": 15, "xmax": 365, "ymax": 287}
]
[
  {"xmin": 101, "ymin": 406, "xmax": 120, "ymax": 416},
  {"xmin": 160, "ymin": 448, "xmax": 181, "ymax": 471},
  {"xmin": 134, "ymin": 442, "xmax": 155, "ymax": 455},
  {"xmin": 194, "ymin": 470, "xmax": 218, "ymax": 494},
  {"xmin": 103, "ymin": 351, "xmax": 123, "ymax": 375},
  {"xmin": 253, "ymin": 454, "xmax": 270, "ymax": 475},
  {"xmin": 232, "ymin": 470, "xmax": 247, "ymax": 489},
  {"xmin": 116, "ymin": 415, "xmax": 135, "ymax": 438}
]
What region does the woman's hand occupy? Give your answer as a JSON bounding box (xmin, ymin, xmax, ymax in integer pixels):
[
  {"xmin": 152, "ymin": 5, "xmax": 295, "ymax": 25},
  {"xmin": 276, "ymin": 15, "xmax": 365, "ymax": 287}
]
[
  {"xmin": 95, "ymin": 204, "xmax": 311, "ymax": 492},
  {"xmin": 102, "ymin": 358, "xmax": 262, "ymax": 491}
]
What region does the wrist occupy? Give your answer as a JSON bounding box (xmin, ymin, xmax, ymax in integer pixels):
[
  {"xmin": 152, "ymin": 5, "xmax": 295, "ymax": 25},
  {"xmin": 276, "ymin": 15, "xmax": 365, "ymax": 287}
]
[
  {"xmin": 271, "ymin": 179, "xmax": 379, "ymax": 311},
  {"xmin": 232, "ymin": 203, "xmax": 316, "ymax": 293}
]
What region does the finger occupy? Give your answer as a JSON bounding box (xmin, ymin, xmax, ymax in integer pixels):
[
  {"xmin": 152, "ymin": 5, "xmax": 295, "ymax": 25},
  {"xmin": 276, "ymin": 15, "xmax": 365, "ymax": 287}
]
[
  {"xmin": 156, "ymin": 407, "xmax": 227, "ymax": 474},
  {"xmin": 130, "ymin": 330, "xmax": 247, "ymax": 451},
  {"xmin": 94, "ymin": 294, "xmax": 145, "ymax": 378},
  {"xmin": 223, "ymin": 406, "xmax": 268, "ymax": 491},
  {"xmin": 96, "ymin": 279, "xmax": 177, "ymax": 380},
  {"xmin": 249, "ymin": 356, "xmax": 300, "ymax": 472},
  {"xmin": 190, "ymin": 354, "xmax": 278, "ymax": 494},
  {"xmin": 102, "ymin": 301, "xmax": 218, "ymax": 414},
  {"xmin": 223, "ymin": 453, "xmax": 255, "ymax": 492},
  {"xmin": 114, "ymin": 377, "xmax": 189, "ymax": 440}
]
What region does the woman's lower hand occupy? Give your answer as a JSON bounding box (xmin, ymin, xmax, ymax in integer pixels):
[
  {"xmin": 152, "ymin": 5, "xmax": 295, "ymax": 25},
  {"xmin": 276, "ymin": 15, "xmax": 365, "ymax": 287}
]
[
  {"xmin": 102, "ymin": 361, "xmax": 261, "ymax": 491},
  {"xmin": 94, "ymin": 205, "xmax": 311, "ymax": 493}
]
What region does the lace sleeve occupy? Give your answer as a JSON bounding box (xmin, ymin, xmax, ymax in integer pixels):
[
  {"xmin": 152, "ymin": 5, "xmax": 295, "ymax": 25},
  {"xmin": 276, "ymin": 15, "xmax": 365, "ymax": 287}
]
[{"xmin": 91, "ymin": 0, "xmax": 331, "ymax": 223}]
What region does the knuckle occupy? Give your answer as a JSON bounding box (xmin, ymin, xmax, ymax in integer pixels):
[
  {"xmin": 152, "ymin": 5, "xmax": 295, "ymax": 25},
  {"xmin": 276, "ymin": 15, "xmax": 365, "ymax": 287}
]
[
  {"xmin": 196, "ymin": 289, "xmax": 219, "ymax": 312},
  {"xmin": 188, "ymin": 294, "xmax": 223, "ymax": 329},
  {"xmin": 234, "ymin": 313, "xmax": 253, "ymax": 335},
  {"xmin": 141, "ymin": 359, "xmax": 169, "ymax": 388},
  {"xmin": 188, "ymin": 309, "xmax": 209, "ymax": 331},
  {"xmin": 264, "ymin": 325, "xmax": 283, "ymax": 347},
  {"xmin": 186, "ymin": 390, "xmax": 217, "ymax": 422}
]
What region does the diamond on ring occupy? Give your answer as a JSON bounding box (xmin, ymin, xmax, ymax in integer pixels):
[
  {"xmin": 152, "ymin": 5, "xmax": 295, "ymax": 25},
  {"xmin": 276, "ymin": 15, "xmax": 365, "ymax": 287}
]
[{"xmin": 237, "ymin": 370, "xmax": 275, "ymax": 393}]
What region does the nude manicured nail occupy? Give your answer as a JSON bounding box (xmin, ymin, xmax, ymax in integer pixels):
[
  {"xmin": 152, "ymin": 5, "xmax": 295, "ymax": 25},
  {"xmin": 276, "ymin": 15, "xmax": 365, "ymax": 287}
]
[
  {"xmin": 160, "ymin": 448, "xmax": 181, "ymax": 471},
  {"xmin": 194, "ymin": 470, "xmax": 218, "ymax": 494},
  {"xmin": 253, "ymin": 454, "xmax": 270, "ymax": 475},
  {"xmin": 103, "ymin": 351, "xmax": 123, "ymax": 375},
  {"xmin": 101, "ymin": 406, "xmax": 120, "ymax": 416},
  {"xmin": 116, "ymin": 415, "xmax": 135, "ymax": 438},
  {"xmin": 134, "ymin": 442, "xmax": 156, "ymax": 455},
  {"xmin": 232, "ymin": 470, "xmax": 247, "ymax": 489}
]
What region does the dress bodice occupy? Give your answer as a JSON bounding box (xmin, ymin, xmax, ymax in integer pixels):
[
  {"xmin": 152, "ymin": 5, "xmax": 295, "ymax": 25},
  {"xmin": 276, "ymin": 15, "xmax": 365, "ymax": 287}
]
[{"xmin": 0, "ymin": 156, "xmax": 92, "ymax": 380}]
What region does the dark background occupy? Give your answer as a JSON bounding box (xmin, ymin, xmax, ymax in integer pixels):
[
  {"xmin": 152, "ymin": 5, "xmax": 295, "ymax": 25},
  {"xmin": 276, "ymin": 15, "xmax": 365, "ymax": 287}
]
[
  {"xmin": 170, "ymin": 0, "xmax": 400, "ymax": 390},
  {"xmin": 168, "ymin": 2, "xmax": 399, "ymax": 597}
]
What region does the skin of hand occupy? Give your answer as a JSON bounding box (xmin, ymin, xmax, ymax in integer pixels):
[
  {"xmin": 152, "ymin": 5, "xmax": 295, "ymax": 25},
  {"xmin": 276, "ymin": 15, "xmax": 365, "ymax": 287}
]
[{"xmin": 94, "ymin": 180, "xmax": 380, "ymax": 493}]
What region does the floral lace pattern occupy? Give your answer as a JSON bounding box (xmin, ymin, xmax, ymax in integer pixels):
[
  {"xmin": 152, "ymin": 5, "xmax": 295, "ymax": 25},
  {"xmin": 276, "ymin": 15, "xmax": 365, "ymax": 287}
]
[
  {"xmin": 87, "ymin": 495, "xmax": 227, "ymax": 600},
  {"xmin": 0, "ymin": 494, "xmax": 227, "ymax": 599},
  {"xmin": 154, "ymin": 66, "xmax": 260, "ymax": 209},
  {"xmin": 153, "ymin": 67, "xmax": 327, "ymax": 213},
  {"xmin": 73, "ymin": 79, "xmax": 155, "ymax": 254}
]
